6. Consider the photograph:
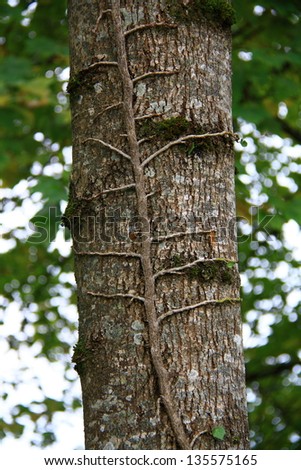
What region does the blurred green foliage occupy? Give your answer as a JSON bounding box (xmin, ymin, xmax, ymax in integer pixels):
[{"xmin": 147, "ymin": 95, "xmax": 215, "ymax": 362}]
[
  {"xmin": 0, "ymin": 0, "xmax": 300, "ymax": 449},
  {"xmin": 233, "ymin": 0, "xmax": 301, "ymax": 449}
]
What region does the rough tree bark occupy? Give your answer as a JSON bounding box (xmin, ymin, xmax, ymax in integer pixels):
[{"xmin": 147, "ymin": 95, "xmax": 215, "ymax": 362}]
[{"xmin": 67, "ymin": 0, "xmax": 249, "ymax": 450}]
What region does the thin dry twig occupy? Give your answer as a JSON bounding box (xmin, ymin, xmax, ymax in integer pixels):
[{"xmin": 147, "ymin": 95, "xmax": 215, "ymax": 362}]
[
  {"xmin": 134, "ymin": 112, "xmax": 164, "ymax": 121},
  {"xmin": 190, "ymin": 430, "xmax": 208, "ymax": 449},
  {"xmin": 79, "ymin": 183, "xmax": 136, "ymax": 200},
  {"xmin": 124, "ymin": 22, "xmax": 177, "ymax": 37},
  {"xmin": 93, "ymin": 102, "xmax": 123, "ymax": 121},
  {"xmin": 73, "ymin": 249, "xmax": 141, "ymax": 259},
  {"xmin": 157, "ymin": 298, "xmax": 241, "ymax": 323},
  {"xmin": 93, "ymin": 8, "xmax": 112, "ymax": 34},
  {"xmin": 99, "ymin": 183, "xmax": 136, "ymax": 195},
  {"xmin": 156, "ymin": 397, "xmax": 162, "ymax": 423},
  {"xmin": 83, "ymin": 137, "xmax": 132, "ymax": 161},
  {"xmin": 153, "ymin": 230, "xmax": 212, "ymax": 242},
  {"xmin": 87, "ymin": 291, "xmax": 145, "ymax": 303},
  {"xmin": 132, "ymin": 70, "xmax": 179, "ymax": 84},
  {"xmin": 86, "ymin": 61, "xmax": 118, "ymax": 70}
]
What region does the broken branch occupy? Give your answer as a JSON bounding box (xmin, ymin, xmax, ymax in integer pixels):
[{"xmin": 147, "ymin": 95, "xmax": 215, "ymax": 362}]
[{"xmin": 138, "ymin": 136, "xmax": 155, "ymax": 145}]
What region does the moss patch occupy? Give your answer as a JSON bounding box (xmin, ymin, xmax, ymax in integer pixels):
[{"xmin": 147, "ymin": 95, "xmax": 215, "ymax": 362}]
[
  {"xmin": 72, "ymin": 339, "xmax": 90, "ymax": 358},
  {"xmin": 61, "ymin": 189, "xmax": 75, "ymax": 229},
  {"xmin": 140, "ymin": 116, "xmax": 191, "ymax": 141},
  {"xmin": 166, "ymin": 0, "xmax": 236, "ymax": 28},
  {"xmin": 189, "ymin": 260, "xmax": 236, "ymax": 284},
  {"xmin": 62, "ymin": 198, "xmax": 79, "ymax": 226},
  {"xmin": 139, "ymin": 115, "xmax": 230, "ymax": 157},
  {"xmin": 189, "ymin": 263, "xmax": 218, "ymax": 281},
  {"xmin": 67, "ymin": 64, "xmax": 104, "ymax": 96},
  {"xmin": 187, "ymin": 138, "xmax": 217, "ymax": 157},
  {"xmin": 61, "ymin": 182, "xmax": 86, "ymax": 229},
  {"xmin": 171, "ymin": 254, "xmax": 184, "ymax": 267},
  {"xmin": 66, "ymin": 71, "xmax": 91, "ymax": 96},
  {"xmin": 72, "ymin": 339, "xmax": 93, "ymax": 374},
  {"xmin": 220, "ymin": 265, "xmax": 234, "ymax": 284}
]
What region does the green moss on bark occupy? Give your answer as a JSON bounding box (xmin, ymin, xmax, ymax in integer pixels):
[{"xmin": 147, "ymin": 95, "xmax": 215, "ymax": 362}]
[
  {"xmin": 166, "ymin": 0, "xmax": 236, "ymax": 28},
  {"xmin": 140, "ymin": 116, "xmax": 191, "ymax": 141},
  {"xmin": 139, "ymin": 116, "xmax": 229, "ymax": 158},
  {"xmin": 72, "ymin": 339, "xmax": 93, "ymax": 375},
  {"xmin": 61, "ymin": 182, "xmax": 85, "ymax": 229},
  {"xmin": 189, "ymin": 263, "xmax": 218, "ymax": 281},
  {"xmin": 67, "ymin": 66, "xmax": 100, "ymax": 96},
  {"xmin": 171, "ymin": 254, "xmax": 184, "ymax": 267},
  {"xmin": 189, "ymin": 260, "xmax": 236, "ymax": 284}
]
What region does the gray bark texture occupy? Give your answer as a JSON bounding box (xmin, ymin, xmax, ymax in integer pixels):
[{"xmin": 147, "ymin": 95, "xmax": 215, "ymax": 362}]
[{"xmin": 67, "ymin": 0, "xmax": 249, "ymax": 450}]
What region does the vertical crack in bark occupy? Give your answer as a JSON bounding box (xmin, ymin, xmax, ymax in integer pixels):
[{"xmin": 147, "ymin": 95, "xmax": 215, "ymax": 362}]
[{"xmin": 111, "ymin": 1, "xmax": 191, "ymax": 450}]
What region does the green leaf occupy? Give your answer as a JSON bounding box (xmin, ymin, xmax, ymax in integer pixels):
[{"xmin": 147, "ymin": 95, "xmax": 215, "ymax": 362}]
[
  {"xmin": 227, "ymin": 261, "xmax": 235, "ymax": 268},
  {"xmin": 212, "ymin": 426, "xmax": 226, "ymax": 440},
  {"xmin": 188, "ymin": 143, "xmax": 195, "ymax": 155}
]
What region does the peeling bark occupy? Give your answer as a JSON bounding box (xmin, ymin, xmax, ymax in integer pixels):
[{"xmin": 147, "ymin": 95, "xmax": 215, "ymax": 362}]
[{"xmin": 67, "ymin": 0, "xmax": 249, "ymax": 450}]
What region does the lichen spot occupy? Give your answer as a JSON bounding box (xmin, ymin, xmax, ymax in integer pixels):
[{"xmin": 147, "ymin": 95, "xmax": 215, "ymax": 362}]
[
  {"xmin": 233, "ymin": 334, "xmax": 242, "ymax": 347},
  {"xmin": 104, "ymin": 441, "xmax": 115, "ymax": 450},
  {"xmin": 145, "ymin": 167, "xmax": 156, "ymax": 178},
  {"xmin": 136, "ymin": 82, "xmax": 146, "ymax": 97},
  {"xmin": 131, "ymin": 320, "xmax": 144, "ymax": 331},
  {"xmin": 190, "ymin": 98, "xmax": 203, "ymax": 109},
  {"xmin": 188, "ymin": 369, "xmax": 199, "ymax": 381},
  {"xmin": 94, "ymin": 82, "xmax": 103, "ymax": 93},
  {"xmin": 91, "ymin": 399, "xmax": 103, "ymax": 410},
  {"xmin": 134, "ymin": 333, "xmax": 143, "ymax": 345}
]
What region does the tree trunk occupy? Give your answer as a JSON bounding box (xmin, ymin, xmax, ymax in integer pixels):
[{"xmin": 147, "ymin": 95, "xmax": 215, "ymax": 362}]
[{"xmin": 67, "ymin": 0, "xmax": 249, "ymax": 450}]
